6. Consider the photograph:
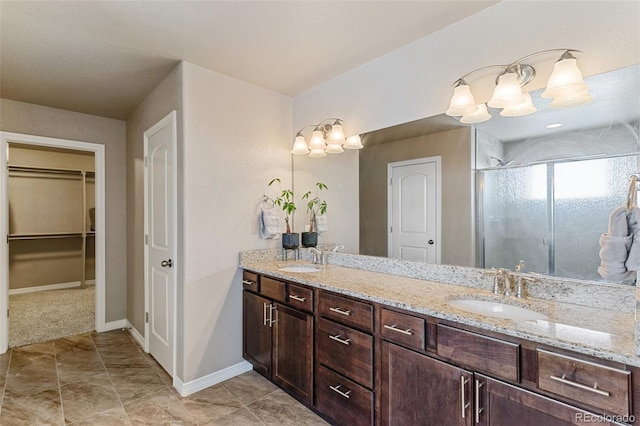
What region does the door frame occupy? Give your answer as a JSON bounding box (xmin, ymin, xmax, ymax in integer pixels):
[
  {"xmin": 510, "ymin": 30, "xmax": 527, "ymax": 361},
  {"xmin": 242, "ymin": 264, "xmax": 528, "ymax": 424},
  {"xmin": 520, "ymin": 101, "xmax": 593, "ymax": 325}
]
[
  {"xmin": 387, "ymin": 156, "xmax": 442, "ymax": 263},
  {"xmin": 0, "ymin": 131, "xmax": 106, "ymax": 353},
  {"xmin": 143, "ymin": 110, "xmax": 178, "ymax": 380}
]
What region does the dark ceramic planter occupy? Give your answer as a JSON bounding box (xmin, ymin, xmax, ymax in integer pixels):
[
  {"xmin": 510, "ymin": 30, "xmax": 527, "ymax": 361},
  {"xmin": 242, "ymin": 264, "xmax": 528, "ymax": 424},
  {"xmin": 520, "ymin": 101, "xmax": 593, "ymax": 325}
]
[
  {"xmin": 301, "ymin": 232, "xmax": 318, "ymax": 248},
  {"xmin": 282, "ymin": 233, "xmax": 300, "ymax": 249}
]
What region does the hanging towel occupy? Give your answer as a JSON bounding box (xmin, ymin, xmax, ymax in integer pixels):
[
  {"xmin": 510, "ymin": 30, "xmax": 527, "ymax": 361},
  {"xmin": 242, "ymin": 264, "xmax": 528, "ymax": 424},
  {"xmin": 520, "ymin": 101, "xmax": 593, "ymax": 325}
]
[
  {"xmin": 625, "ymin": 207, "xmax": 640, "ymax": 271},
  {"xmin": 598, "ymin": 205, "xmax": 634, "ymax": 281},
  {"xmin": 315, "ymin": 215, "xmax": 328, "ymax": 233},
  {"xmin": 259, "ymin": 201, "xmax": 281, "ymax": 240}
]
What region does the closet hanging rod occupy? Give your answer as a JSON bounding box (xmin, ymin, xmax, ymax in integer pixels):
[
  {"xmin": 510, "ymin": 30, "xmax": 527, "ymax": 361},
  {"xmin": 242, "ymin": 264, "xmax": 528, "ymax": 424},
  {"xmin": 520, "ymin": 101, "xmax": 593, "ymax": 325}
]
[
  {"xmin": 8, "ymin": 232, "xmax": 84, "ymax": 241},
  {"xmin": 7, "ymin": 165, "xmax": 91, "ymax": 175}
]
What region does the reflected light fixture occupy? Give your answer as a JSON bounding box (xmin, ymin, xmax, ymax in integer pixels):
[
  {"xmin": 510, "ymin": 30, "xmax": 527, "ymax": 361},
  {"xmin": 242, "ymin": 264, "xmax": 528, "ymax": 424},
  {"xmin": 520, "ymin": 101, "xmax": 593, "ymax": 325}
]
[
  {"xmin": 291, "ymin": 118, "xmax": 363, "ymax": 157},
  {"xmin": 446, "ymin": 49, "xmax": 592, "ymax": 124}
]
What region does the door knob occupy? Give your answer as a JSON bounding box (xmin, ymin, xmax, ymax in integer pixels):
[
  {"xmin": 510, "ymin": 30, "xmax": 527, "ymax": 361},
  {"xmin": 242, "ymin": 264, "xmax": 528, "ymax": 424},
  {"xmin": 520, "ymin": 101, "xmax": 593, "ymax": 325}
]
[
  {"xmin": 428, "ymin": 240, "xmax": 435, "ymax": 245},
  {"xmin": 161, "ymin": 259, "xmax": 173, "ymax": 268}
]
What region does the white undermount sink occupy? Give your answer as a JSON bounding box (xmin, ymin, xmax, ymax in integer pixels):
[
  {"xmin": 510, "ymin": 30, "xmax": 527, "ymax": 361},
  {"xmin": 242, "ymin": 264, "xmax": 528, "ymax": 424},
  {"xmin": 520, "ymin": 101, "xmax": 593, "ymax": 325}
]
[
  {"xmin": 278, "ymin": 266, "xmax": 320, "ymax": 273},
  {"xmin": 448, "ymin": 299, "xmax": 547, "ymax": 321}
]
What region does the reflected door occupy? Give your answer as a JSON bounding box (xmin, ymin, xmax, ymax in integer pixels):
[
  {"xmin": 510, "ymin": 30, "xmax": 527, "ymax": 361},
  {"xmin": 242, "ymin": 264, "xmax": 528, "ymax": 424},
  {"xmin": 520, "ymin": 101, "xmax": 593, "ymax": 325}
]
[{"xmin": 388, "ymin": 157, "xmax": 440, "ymax": 262}]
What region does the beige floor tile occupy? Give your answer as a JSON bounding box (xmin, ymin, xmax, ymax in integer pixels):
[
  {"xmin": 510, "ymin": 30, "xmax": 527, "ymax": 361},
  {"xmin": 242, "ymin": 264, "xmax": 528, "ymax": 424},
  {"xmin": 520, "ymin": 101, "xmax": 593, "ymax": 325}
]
[
  {"xmin": 0, "ymin": 388, "xmax": 63, "ymax": 426},
  {"xmin": 246, "ymin": 389, "xmax": 329, "ymax": 426},
  {"xmin": 5, "ymin": 361, "xmax": 58, "ymax": 397},
  {"xmin": 221, "ymin": 370, "xmax": 279, "ymax": 404},
  {"xmin": 201, "ymin": 406, "xmax": 263, "ymax": 426},
  {"xmin": 8, "ymin": 341, "xmax": 55, "ymax": 370},
  {"xmin": 123, "ymin": 389, "xmax": 196, "ymax": 425},
  {"xmin": 68, "ymin": 406, "xmax": 131, "ymax": 426},
  {"xmin": 60, "ymin": 375, "xmax": 122, "ymax": 424},
  {"xmin": 54, "ymin": 334, "xmax": 96, "ymax": 359},
  {"xmin": 180, "ymin": 383, "xmax": 244, "ymax": 424},
  {"xmin": 107, "ymin": 366, "xmax": 169, "ymax": 404}
]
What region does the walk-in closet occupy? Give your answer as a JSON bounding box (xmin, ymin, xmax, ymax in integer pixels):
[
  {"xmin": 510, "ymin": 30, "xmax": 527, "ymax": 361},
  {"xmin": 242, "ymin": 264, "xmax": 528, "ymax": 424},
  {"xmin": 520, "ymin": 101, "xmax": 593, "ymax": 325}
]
[{"xmin": 7, "ymin": 143, "xmax": 96, "ymax": 347}]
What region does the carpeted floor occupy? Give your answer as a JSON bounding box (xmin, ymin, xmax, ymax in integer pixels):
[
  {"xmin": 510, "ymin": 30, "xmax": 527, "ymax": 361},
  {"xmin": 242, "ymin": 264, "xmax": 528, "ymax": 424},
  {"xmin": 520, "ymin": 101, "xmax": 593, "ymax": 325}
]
[{"xmin": 8, "ymin": 286, "xmax": 95, "ymax": 348}]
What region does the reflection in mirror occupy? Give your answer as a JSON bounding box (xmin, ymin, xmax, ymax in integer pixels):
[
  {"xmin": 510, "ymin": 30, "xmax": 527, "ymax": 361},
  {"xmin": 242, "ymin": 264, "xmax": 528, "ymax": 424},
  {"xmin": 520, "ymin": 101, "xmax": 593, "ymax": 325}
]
[{"xmin": 293, "ymin": 64, "xmax": 640, "ymax": 285}]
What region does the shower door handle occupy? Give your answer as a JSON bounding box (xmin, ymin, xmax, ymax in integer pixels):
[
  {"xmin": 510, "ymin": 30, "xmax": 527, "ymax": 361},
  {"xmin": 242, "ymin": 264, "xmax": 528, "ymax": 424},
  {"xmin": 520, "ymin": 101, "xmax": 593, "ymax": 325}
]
[{"xmin": 161, "ymin": 259, "xmax": 173, "ymax": 268}]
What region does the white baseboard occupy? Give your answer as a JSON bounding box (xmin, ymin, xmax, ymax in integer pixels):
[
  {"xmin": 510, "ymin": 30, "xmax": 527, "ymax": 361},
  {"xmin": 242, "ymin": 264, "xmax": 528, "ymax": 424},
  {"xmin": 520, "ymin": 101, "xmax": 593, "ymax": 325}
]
[
  {"xmin": 103, "ymin": 319, "xmax": 127, "ymax": 331},
  {"xmin": 174, "ymin": 361, "xmax": 253, "ymax": 397},
  {"xmin": 9, "ymin": 279, "xmax": 95, "ymax": 295},
  {"xmin": 126, "ymin": 321, "xmax": 145, "ymax": 349}
]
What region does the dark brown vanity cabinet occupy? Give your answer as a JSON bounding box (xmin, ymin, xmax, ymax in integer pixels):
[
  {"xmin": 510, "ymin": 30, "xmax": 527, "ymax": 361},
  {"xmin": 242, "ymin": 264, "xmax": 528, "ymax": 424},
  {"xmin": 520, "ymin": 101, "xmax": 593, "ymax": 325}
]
[{"xmin": 242, "ymin": 274, "xmax": 313, "ymax": 404}]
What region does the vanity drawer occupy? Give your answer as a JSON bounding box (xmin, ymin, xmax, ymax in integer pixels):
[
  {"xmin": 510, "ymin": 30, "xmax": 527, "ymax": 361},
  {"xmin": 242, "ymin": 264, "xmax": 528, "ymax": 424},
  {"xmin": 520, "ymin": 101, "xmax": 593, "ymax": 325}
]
[
  {"xmin": 380, "ymin": 308, "xmax": 425, "ymax": 351},
  {"xmin": 537, "ymin": 349, "xmax": 631, "ymax": 416},
  {"xmin": 287, "ymin": 283, "xmax": 313, "ymax": 313},
  {"xmin": 436, "ymin": 324, "xmax": 520, "ymax": 382},
  {"xmin": 317, "ymin": 317, "xmax": 374, "ymax": 388},
  {"xmin": 317, "ymin": 291, "xmax": 373, "ymax": 333},
  {"xmin": 315, "ymin": 364, "xmax": 373, "ymax": 426},
  {"xmin": 260, "ymin": 277, "xmax": 286, "ymax": 303},
  {"xmin": 242, "ymin": 271, "xmax": 259, "ymax": 292}
]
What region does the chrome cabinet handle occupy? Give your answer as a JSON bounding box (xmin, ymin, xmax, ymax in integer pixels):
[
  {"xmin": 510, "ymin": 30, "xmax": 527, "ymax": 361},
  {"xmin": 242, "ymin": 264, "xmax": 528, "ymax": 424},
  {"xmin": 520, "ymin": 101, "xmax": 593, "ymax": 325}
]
[
  {"xmin": 383, "ymin": 324, "xmax": 413, "ymax": 336},
  {"xmin": 329, "ymin": 307, "xmax": 351, "ymax": 316},
  {"xmin": 329, "ymin": 334, "xmax": 351, "ymax": 345},
  {"xmin": 550, "ymin": 374, "xmax": 610, "ymax": 397},
  {"xmin": 269, "ymin": 305, "xmax": 276, "ymax": 327},
  {"xmin": 475, "ymin": 379, "xmax": 484, "ymax": 424},
  {"xmin": 289, "ymin": 294, "xmax": 306, "ymax": 302},
  {"xmin": 160, "ymin": 259, "xmax": 173, "ymax": 268},
  {"xmin": 263, "ymin": 302, "xmax": 269, "ymax": 326},
  {"xmin": 460, "ymin": 376, "xmax": 470, "ymax": 419},
  {"xmin": 330, "ymin": 384, "xmax": 351, "ymax": 399},
  {"xmin": 242, "ymin": 280, "xmax": 254, "ymax": 286}
]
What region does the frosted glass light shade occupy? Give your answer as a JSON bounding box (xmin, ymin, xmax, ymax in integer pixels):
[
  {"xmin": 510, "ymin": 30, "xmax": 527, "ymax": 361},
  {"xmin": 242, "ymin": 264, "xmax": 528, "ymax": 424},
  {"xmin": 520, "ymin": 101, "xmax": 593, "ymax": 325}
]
[
  {"xmin": 325, "ymin": 144, "xmax": 344, "ymax": 154},
  {"xmin": 542, "ymin": 57, "xmax": 588, "ymax": 99},
  {"xmin": 549, "ymin": 90, "xmax": 593, "ymax": 108},
  {"xmin": 308, "ymin": 148, "xmax": 327, "ymax": 158},
  {"xmin": 291, "ymin": 135, "xmax": 310, "ymax": 155},
  {"xmin": 326, "ymin": 122, "xmax": 346, "ymax": 145},
  {"xmin": 460, "ymin": 104, "xmax": 491, "ymax": 123},
  {"xmin": 309, "ymin": 130, "xmax": 326, "ymax": 150},
  {"xmin": 344, "ymin": 134, "xmax": 363, "ymax": 149},
  {"xmin": 488, "ymin": 72, "xmax": 526, "ymax": 109},
  {"xmin": 500, "ymin": 93, "xmax": 537, "ymax": 117},
  {"xmin": 445, "ymin": 84, "xmax": 477, "ymax": 116}
]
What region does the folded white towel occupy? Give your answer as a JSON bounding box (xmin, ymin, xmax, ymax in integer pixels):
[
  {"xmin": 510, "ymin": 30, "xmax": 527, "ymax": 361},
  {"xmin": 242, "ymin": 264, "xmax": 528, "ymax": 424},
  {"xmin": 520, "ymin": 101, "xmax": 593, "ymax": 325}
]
[
  {"xmin": 315, "ymin": 215, "xmax": 328, "ymax": 233},
  {"xmin": 259, "ymin": 202, "xmax": 281, "ymax": 240},
  {"xmin": 598, "ymin": 205, "xmax": 640, "ymax": 281},
  {"xmin": 625, "ymin": 207, "xmax": 640, "ymax": 271}
]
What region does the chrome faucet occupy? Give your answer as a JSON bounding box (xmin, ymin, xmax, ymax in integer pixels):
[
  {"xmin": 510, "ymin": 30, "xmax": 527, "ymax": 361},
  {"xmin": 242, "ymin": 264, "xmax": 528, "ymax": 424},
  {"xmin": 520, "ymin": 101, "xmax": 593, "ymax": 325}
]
[
  {"xmin": 497, "ymin": 268, "xmax": 513, "ymax": 296},
  {"xmin": 515, "ymin": 260, "xmax": 525, "ymax": 298},
  {"xmin": 308, "ymin": 247, "xmax": 325, "ymax": 265},
  {"xmin": 332, "ymin": 244, "xmax": 344, "ymax": 253}
]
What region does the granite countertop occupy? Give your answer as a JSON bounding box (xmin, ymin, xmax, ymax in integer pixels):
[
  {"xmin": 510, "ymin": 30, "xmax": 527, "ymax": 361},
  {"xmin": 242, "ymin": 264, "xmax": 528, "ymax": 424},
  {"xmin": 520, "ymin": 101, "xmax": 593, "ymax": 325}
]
[{"xmin": 241, "ymin": 259, "xmax": 638, "ymax": 367}]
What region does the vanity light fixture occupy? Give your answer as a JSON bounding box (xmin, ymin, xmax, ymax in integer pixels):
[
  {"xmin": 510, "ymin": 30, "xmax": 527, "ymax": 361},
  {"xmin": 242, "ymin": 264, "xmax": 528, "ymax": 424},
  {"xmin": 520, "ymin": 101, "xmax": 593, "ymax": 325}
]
[
  {"xmin": 446, "ymin": 49, "xmax": 592, "ymax": 124},
  {"xmin": 291, "ymin": 118, "xmax": 363, "ymax": 157}
]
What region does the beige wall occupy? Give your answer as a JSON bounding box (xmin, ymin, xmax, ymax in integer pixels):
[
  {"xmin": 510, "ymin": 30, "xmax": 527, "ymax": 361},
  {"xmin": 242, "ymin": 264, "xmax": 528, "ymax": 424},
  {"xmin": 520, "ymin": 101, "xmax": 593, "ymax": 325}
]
[
  {"xmin": 125, "ymin": 64, "xmax": 182, "ymax": 336},
  {"xmin": 181, "ymin": 61, "xmax": 292, "ymax": 382},
  {"xmin": 359, "ymin": 128, "xmax": 473, "ymax": 266},
  {"xmin": 0, "ymin": 99, "xmax": 127, "ymax": 322}
]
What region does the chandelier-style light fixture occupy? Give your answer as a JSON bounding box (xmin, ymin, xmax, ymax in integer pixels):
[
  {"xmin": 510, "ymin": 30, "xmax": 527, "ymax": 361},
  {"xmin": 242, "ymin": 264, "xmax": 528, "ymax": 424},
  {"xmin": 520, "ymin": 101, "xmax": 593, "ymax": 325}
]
[
  {"xmin": 446, "ymin": 49, "xmax": 592, "ymax": 124},
  {"xmin": 291, "ymin": 118, "xmax": 363, "ymax": 157}
]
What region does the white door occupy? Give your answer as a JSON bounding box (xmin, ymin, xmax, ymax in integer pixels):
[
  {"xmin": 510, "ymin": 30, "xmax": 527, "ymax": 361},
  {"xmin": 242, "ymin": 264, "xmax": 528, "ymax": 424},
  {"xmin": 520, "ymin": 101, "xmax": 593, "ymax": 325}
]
[
  {"xmin": 388, "ymin": 157, "xmax": 441, "ymax": 263},
  {"xmin": 144, "ymin": 111, "xmax": 177, "ymax": 377}
]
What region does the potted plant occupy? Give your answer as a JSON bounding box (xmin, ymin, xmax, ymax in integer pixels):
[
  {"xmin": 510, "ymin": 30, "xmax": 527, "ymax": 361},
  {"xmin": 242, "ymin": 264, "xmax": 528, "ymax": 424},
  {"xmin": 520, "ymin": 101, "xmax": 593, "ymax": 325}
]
[
  {"xmin": 268, "ymin": 178, "xmax": 299, "ymax": 249},
  {"xmin": 301, "ymin": 182, "xmax": 328, "ymax": 248}
]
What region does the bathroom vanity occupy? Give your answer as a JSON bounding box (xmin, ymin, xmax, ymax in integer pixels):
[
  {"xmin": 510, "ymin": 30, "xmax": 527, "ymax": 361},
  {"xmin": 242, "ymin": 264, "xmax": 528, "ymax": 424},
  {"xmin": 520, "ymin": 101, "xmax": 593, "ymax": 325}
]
[{"xmin": 240, "ymin": 255, "xmax": 639, "ymax": 425}]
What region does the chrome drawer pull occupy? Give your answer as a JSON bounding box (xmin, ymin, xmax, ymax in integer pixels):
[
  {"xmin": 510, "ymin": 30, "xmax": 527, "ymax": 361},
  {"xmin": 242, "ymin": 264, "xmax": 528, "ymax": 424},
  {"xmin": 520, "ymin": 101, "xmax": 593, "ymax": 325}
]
[
  {"xmin": 242, "ymin": 280, "xmax": 254, "ymax": 286},
  {"xmin": 383, "ymin": 324, "xmax": 413, "ymax": 335},
  {"xmin": 329, "ymin": 307, "xmax": 351, "ymax": 316},
  {"xmin": 263, "ymin": 302, "xmax": 269, "ymax": 326},
  {"xmin": 330, "ymin": 384, "xmax": 351, "ymax": 399},
  {"xmin": 329, "ymin": 334, "xmax": 351, "ymax": 345},
  {"xmin": 289, "ymin": 294, "xmax": 306, "ymax": 302},
  {"xmin": 550, "ymin": 374, "xmax": 610, "ymax": 397}
]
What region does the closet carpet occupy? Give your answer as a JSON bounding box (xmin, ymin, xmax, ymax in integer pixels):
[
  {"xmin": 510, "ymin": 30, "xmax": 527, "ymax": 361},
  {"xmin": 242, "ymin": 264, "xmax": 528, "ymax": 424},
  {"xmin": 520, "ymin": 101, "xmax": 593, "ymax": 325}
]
[{"xmin": 9, "ymin": 286, "xmax": 94, "ymax": 348}]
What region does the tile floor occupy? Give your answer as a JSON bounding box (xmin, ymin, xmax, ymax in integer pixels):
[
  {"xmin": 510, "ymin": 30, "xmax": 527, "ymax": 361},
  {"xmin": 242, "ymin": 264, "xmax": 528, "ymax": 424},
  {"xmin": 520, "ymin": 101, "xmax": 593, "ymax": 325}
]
[{"xmin": 0, "ymin": 330, "xmax": 329, "ymax": 425}]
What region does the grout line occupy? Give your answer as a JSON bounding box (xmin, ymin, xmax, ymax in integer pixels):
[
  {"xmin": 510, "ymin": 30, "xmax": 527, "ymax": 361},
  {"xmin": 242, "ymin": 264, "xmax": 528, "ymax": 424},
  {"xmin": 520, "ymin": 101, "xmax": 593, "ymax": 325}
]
[
  {"xmin": 90, "ymin": 332, "xmax": 129, "ymax": 418},
  {"xmin": 0, "ymin": 348, "xmax": 12, "ymax": 417},
  {"xmin": 53, "ymin": 339, "xmax": 66, "ymax": 425}
]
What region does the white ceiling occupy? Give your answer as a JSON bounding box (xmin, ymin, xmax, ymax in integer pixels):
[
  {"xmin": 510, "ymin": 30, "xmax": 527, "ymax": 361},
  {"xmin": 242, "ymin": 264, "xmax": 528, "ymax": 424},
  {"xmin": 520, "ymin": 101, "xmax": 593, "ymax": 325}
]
[{"xmin": 0, "ymin": 1, "xmax": 498, "ymax": 120}]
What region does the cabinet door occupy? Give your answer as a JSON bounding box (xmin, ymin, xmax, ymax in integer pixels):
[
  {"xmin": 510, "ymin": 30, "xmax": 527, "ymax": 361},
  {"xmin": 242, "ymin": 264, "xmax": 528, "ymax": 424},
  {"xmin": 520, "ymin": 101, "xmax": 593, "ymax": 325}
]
[
  {"xmin": 475, "ymin": 374, "xmax": 620, "ymax": 426},
  {"xmin": 272, "ymin": 303, "xmax": 313, "ymax": 404},
  {"xmin": 243, "ymin": 291, "xmax": 272, "ymax": 377},
  {"xmin": 380, "ymin": 341, "xmax": 473, "ymax": 426}
]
